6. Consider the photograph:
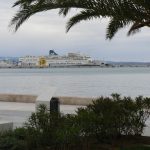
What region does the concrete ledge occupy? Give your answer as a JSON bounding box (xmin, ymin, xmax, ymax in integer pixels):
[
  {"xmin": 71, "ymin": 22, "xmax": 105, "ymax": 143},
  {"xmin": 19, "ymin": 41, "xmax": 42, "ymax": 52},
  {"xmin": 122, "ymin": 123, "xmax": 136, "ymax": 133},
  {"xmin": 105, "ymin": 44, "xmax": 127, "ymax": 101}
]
[
  {"xmin": 58, "ymin": 96, "xmax": 94, "ymax": 106},
  {"xmin": 0, "ymin": 94, "xmax": 94, "ymax": 106},
  {"xmin": 36, "ymin": 87, "xmax": 57, "ymax": 109},
  {"xmin": 0, "ymin": 94, "xmax": 37, "ymax": 103},
  {"xmin": 0, "ymin": 121, "xmax": 13, "ymax": 132}
]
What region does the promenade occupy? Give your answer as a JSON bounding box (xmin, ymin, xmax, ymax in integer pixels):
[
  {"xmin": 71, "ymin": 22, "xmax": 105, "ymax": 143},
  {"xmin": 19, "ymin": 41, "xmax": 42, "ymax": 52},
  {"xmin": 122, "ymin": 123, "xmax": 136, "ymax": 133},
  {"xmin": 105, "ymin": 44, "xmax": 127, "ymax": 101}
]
[
  {"xmin": 0, "ymin": 101, "xmax": 81, "ymax": 128},
  {"xmin": 0, "ymin": 94, "xmax": 150, "ymax": 136}
]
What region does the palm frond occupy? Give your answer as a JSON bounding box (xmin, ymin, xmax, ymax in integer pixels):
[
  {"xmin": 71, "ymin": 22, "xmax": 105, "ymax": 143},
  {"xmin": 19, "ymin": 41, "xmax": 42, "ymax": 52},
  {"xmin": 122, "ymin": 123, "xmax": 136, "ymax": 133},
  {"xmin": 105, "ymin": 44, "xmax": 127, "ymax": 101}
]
[
  {"xmin": 10, "ymin": 8, "xmax": 33, "ymax": 32},
  {"xmin": 128, "ymin": 20, "xmax": 150, "ymax": 35},
  {"xmin": 10, "ymin": 0, "xmax": 150, "ymax": 39},
  {"xmin": 106, "ymin": 18, "xmax": 131, "ymax": 39},
  {"xmin": 59, "ymin": 8, "xmax": 70, "ymax": 16},
  {"xmin": 66, "ymin": 10, "xmax": 101, "ymax": 32},
  {"xmin": 13, "ymin": 0, "xmax": 36, "ymax": 7}
]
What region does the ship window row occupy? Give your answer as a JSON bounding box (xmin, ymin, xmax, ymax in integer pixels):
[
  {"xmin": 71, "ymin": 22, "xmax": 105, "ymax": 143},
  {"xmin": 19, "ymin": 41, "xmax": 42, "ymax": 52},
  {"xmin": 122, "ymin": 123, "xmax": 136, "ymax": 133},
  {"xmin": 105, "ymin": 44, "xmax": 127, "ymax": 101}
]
[{"xmin": 19, "ymin": 58, "xmax": 37, "ymax": 61}]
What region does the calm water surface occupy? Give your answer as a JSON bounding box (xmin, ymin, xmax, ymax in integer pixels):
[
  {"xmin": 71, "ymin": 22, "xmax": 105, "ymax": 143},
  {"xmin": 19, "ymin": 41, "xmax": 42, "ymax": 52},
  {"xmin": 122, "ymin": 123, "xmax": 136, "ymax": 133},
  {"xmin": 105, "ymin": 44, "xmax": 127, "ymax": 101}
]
[{"xmin": 0, "ymin": 67, "xmax": 150, "ymax": 97}]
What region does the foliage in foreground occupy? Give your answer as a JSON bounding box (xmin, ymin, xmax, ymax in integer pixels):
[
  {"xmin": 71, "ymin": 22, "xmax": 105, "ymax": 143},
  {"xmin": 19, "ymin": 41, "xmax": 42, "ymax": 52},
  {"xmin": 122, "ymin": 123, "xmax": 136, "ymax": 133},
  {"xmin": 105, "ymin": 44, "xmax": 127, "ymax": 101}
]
[
  {"xmin": 11, "ymin": 0, "xmax": 150, "ymax": 39},
  {"xmin": 123, "ymin": 145, "xmax": 150, "ymax": 150},
  {"xmin": 1, "ymin": 94, "xmax": 150, "ymax": 150}
]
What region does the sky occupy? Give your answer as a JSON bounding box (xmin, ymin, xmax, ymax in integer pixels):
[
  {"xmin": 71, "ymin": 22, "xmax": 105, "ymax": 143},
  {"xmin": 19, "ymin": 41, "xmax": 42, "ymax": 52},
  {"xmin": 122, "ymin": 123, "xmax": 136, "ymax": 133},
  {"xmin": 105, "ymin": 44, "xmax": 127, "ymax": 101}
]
[{"xmin": 0, "ymin": 0, "xmax": 150, "ymax": 62}]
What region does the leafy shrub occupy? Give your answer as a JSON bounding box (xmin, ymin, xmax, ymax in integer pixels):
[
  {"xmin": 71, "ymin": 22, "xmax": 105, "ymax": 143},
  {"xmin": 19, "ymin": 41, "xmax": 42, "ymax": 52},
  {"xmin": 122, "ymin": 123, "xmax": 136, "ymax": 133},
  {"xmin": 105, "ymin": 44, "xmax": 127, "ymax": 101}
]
[
  {"xmin": 0, "ymin": 129, "xmax": 26, "ymax": 150},
  {"xmin": 54, "ymin": 114, "xmax": 82, "ymax": 149},
  {"xmin": 122, "ymin": 145, "xmax": 150, "ymax": 150},
  {"xmin": 74, "ymin": 94, "xmax": 150, "ymax": 143},
  {"xmin": 24, "ymin": 104, "xmax": 62, "ymax": 149},
  {"xmin": 1, "ymin": 94, "xmax": 150, "ymax": 150}
]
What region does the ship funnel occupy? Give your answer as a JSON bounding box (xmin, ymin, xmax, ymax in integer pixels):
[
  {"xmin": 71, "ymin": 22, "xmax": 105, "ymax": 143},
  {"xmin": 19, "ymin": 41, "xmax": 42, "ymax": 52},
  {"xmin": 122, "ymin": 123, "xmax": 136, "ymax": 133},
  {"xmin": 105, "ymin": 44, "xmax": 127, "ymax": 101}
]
[{"xmin": 49, "ymin": 50, "xmax": 58, "ymax": 56}]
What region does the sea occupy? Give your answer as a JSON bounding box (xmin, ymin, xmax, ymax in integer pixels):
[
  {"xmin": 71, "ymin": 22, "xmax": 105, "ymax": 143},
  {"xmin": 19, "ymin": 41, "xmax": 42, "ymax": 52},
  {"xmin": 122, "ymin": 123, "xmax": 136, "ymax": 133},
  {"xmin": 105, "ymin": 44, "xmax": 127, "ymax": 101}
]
[{"xmin": 0, "ymin": 67, "xmax": 150, "ymax": 98}]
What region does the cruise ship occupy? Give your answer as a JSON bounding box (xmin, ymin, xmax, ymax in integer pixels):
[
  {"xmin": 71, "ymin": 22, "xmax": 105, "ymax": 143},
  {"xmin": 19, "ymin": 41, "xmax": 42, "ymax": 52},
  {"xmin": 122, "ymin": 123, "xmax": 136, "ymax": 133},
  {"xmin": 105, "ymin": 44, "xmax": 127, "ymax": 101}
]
[{"xmin": 18, "ymin": 50, "xmax": 104, "ymax": 67}]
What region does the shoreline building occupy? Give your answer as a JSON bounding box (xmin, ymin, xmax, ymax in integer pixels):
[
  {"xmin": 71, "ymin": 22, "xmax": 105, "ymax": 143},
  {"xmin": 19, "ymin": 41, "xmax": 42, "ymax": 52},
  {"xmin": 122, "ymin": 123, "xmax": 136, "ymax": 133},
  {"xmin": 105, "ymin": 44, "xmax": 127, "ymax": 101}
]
[
  {"xmin": 18, "ymin": 56, "xmax": 39, "ymax": 67},
  {"xmin": 18, "ymin": 50, "xmax": 103, "ymax": 68},
  {"xmin": 0, "ymin": 58, "xmax": 18, "ymax": 68}
]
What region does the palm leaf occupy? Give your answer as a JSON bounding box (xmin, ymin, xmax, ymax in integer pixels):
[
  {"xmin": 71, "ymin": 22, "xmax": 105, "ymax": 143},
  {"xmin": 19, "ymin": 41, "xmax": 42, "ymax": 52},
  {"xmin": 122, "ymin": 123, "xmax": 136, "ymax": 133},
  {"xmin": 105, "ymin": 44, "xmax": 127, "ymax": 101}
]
[
  {"xmin": 66, "ymin": 10, "xmax": 101, "ymax": 32},
  {"xmin": 10, "ymin": 0, "xmax": 150, "ymax": 39},
  {"xmin": 106, "ymin": 18, "xmax": 131, "ymax": 39}
]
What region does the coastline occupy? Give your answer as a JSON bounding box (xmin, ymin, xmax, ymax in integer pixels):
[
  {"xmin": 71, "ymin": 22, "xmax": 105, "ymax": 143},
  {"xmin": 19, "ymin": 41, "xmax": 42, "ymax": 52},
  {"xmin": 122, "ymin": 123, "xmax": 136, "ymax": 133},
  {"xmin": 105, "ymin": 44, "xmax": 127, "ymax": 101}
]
[
  {"xmin": 0, "ymin": 64, "xmax": 112, "ymax": 69},
  {"xmin": 1, "ymin": 64, "xmax": 150, "ymax": 69}
]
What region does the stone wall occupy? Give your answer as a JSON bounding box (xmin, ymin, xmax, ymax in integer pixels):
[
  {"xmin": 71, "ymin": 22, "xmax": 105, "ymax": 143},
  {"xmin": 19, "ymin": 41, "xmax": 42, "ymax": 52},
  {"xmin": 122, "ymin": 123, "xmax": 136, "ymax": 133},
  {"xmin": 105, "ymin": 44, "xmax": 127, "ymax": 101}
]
[
  {"xmin": 0, "ymin": 94, "xmax": 37, "ymax": 103},
  {"xmin": 0, "ymin": 94, "xmax": 94, "ymax": 106},
  {"xmin": 58, "ymin": 96, "xmax": 94, "ymax": 106}
]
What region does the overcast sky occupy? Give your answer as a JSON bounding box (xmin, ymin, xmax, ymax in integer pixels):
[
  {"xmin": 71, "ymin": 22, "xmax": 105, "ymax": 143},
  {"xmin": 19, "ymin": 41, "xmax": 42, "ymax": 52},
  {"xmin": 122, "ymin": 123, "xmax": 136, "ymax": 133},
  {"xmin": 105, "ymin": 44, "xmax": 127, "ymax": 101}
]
[{"xmin": 0, "ymin": 0, "xmax": 150, "ymax": 61}]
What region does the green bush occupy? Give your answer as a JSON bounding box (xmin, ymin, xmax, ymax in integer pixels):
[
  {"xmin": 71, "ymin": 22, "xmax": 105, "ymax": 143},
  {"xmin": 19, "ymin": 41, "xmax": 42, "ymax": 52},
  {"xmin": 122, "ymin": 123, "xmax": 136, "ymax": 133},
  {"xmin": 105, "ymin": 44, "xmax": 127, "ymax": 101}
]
[
  {"xmin": 122, "ymin": 145, "xmax": 150, "ymax": 150},
  {"xmin": 0, "ymin": 129, "xmax": 27, "ymax": 150},
  {"xmin": 74, "ymin": 94, "xmax": 150, "ymax": 143},
  {"xmin": 0, "ymin": 94, "xmax": 150, "ymax": 150},
  {"xmin": 24, "ymin": 104, "xmax": 63, "ymax": 149}
]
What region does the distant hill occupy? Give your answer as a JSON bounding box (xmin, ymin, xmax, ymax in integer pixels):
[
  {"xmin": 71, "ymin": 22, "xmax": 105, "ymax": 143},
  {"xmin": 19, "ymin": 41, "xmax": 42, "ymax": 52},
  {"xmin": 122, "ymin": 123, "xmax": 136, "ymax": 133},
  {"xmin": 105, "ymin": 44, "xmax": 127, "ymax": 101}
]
[{"xmin": 107, "ymin": 61, "xmax": 150, "ymax": 67}]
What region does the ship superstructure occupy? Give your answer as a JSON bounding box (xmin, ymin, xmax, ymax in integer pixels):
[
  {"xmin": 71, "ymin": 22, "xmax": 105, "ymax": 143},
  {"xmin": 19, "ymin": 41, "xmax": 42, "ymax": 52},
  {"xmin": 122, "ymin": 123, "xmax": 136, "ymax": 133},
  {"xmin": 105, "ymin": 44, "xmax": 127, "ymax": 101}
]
[{"xmin": 18, "ymin": 50, "xmax": 103, "ymax": 67}]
